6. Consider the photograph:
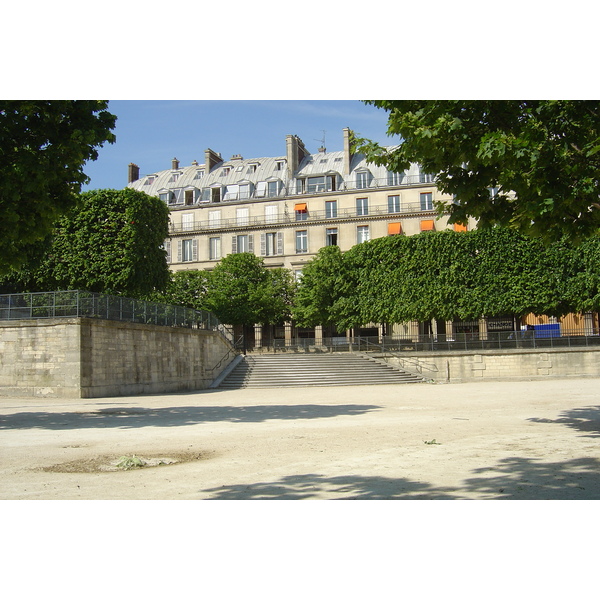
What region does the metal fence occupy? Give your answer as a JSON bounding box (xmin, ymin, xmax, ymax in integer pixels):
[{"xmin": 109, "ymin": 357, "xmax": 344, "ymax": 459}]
[
  {"xmin": 247, "ymin": 331, "xmax": 600, "ymax": 353},
  {"xmin": 0, "ymin": 290, "xmax": 232, "ymax": 341}
]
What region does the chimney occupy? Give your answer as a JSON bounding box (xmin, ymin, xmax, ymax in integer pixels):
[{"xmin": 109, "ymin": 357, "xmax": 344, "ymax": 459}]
[
  {"xmin": 343, "ymin": 127, "xmax": 352, "ymax": 176},
  {"xmin": 205, "ymin": 148, "xmax": 223, "ymax": 173},
  {"xmin": 172, "ymin": 157, "xmax": 180, "ymax": 170},
  {"xmin": 128, "ymin": 163, "xmax": 140, "ymax": 183},
  {"xmin": 286, "ymin": 134, "xmax": 309, "ymax": 179}
]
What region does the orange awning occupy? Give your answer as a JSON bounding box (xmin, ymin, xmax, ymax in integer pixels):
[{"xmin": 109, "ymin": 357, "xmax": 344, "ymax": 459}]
[
  {"xmin": 295, "ymin": 203, "xmax": 307, "ymax": 211},
  {"xmin": 388, "ymin": 222, "xmax": 402, "ymax": 235},
  {"xmin": 420, "ymin": 220, "xmax": 435, "ymax": 231},
  {"xmin": 453, "ymin": 222, "xmax": 468, "ymax": 232}
]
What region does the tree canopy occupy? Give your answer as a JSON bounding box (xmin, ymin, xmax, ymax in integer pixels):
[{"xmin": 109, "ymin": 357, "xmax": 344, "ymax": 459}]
[
  {"xmin": 0, "ymin": 100, "xmax": 117, "ymax": 275},
  {"xmin": 0, "ymin": 188, "xmax": 171, "ymax": 297},
  {"xmin": 293, "ymin": 229, "xmax": 600, "ymax": 330},
  {"xmin": 204, "ymin": 253, "xmax": 295, "ymax": 327},
  {"xmin": 354, "ymin": 101, "xmax": 600, "ymax": 243}
]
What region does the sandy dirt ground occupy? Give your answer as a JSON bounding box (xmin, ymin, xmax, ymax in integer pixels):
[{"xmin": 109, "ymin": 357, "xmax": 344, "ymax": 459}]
[{"xmin": 1, "ymin": 377, "xmax": 600, "ymax": 500}]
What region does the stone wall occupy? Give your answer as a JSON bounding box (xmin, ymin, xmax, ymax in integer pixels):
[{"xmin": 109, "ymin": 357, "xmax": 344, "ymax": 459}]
[
  {"xmin": 0, "ymin": 318, "xmax": 235, "ymax": 398},
  {"xmin": 385, "ymin": 347, "xmax": 600, "ymax": 383}
]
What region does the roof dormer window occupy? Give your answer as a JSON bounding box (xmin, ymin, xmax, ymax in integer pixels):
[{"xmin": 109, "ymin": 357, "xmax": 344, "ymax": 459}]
[
  {"xmin": 169, "ymin": 172, "xmax": 180, "ymax": 183},
  {"xmin": 194, "ymin": 170, "xmax": 204, "ymax": 180}
]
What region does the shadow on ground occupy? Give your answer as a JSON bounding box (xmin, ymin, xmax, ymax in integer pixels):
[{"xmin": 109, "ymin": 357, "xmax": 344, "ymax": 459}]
[
  {"xmin": 528, "ymin": 405, "xmax": 600, "ymax": 438},
  {"xmin": 203, "ymin": 456, "xmax": 600, "ymax": 500},
  {"xmin": 0, "ymin": 404, "xmax": 381, "ymax": 431}
]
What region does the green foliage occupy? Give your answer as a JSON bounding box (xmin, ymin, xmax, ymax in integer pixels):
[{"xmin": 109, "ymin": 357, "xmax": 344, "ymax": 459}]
[
  {"xmin": 354, "ymin": 101, "xmax": 600, "ymax": 243},
  {"xmin": 292, "ymin": 246, "xmax": 347, "ymax": 327},
  {"xmin": 204, "ymin": 253, "xmax": 294, "ymax": 326},
  {"xmin": 294, "ymin": 229, "xmax": 600, "ymax": 327},
  {"xmin": 0, "ymin": 188, "xmax": 171, "ymax": 297},
  {"xmin": 0, "ymin": 101, "xmax": 117, "ymax": 275},
  {"xmin": 144, "ymin": 269, "xmax": 210, "ymax": 310}
]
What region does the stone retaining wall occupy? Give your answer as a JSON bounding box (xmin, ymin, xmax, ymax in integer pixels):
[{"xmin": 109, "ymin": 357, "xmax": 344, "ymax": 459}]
[
  {"xmin": 385, "ymin": 347, "xmax": 600, "ymax": 383},
  {"xmin": 0, "ymin": 318, "xmax": 235, "ymax": 398}
]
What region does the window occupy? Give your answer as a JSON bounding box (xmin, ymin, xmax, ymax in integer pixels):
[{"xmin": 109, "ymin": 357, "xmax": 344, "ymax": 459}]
[
  {"xmin": 236, "ymin": 207, "xmax": 249, "ymax": 226},
  {"xmin": 295, "ymin": 203, "xmax": 308, "ymax": 221},
  {"xmin": 388, "ymin": 195, "xmax": 400, "ymax": 213},
  {"xmin": 181, "ymin": 213, "xmax": 194, "ymax": 231},
  {"xmin": 296, "ymin": 179, "xmax": 305, "ymax": 194},
  {"xmin": 144, "ymin": 176, "xmax": 155, "ymax": 185},
  {"xmin": 267, "ymin": 180, "xmax": 280, "ymax": 198},
  {"xmin": 159, "ymin": 192, "xmax": 170, "ymax": 204},
  {"xmin": 221, "ymin": 167, "xmax": 231, "ymax": 176},
  {"xmin": 194, "ymin": 170, "xmax": 204, "ymax": 180},
  {"xmin": 307, "ymin": 176, "xmax": 325, "ymax": 193},
  {"xmin": 356, "ymin": 197, "xmax": 369, "ymax": 216},
  {"xmin": 239, "ymin": 183, "xmax": 251, "ymax": 200},
  {"xmin": 169, "ymin": 172, "xmax": 180, "ymax": 183},
  {"xmin": 325, "ymin": 200, "xmax": 337, "ymax": 218},
  {"xmin": 224, "ymin": 185, "xmax": 239, "ymax": 201},
  {"xmin": 208, "ymin": 210, "xmax": 221, "ymax": 229},
  {"xmin": 388, "ymin": 222, "xmax": 402, "ymax": 235},
  {"xmin": 185, "ymin": 189, "xmax": 194, "ymax": 205},
  {"xmin": 262, "ymin": 232, "xmax": 283, "ymax": 256},
  {"xmin": 420, "ymin": 220, "xmax": 435, "ymax": 232},
  {"xmin": 326, "ymin": 228, "xmax": 338, "ymax": 246},
  {"xmin": 419, "ymin": 171, "xmax": 435, "ymax": 183},
  {"xmin": 356, "ymin": 171, "xmax": 371, "ymax": 189},
  {"xmin": 276, "ymin": 161, "xmax": 285, "ymax": 171},
  {"xmin": 211, "ymin": 187, "xmax": 221, "ymax": 203},
  {"xmin": 296, "ymin": 230, "xmax": 308, "ymax": 253},
  {"xmin": 388, "ymin": 171, "xmax": 404, "ymax": 186},
  {"xmin": 180, "ymin": 239, "xmax": 198, "ymax": 262},
  {"xmin": 265, "ymin": 205, "xmax": 278, "ymax": 224},
  {"xmin": 247, "ymin": 164, "xmax": 257, "ymax": 174},
  {"xmin": 294, "ymin": 270, "xmax": 303, "ymax": 282},
  {"xmin": 357, "ymin": 226, "xmax": 370, "ymax": 243},
  {"xmin": 209, "ymin": 237, "xmax": 221, "ymax": 260},
  {"xmin": 233, "ymin": 234, "xmax": 254, "ymax": 254},
  {"xmin": 420, "ymin": 192, "xmax": 433, "ymax": 211}
]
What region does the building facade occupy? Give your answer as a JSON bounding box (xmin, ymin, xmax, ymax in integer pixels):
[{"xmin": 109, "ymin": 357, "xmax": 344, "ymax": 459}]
[
  {"xmin": 128, "ymin": 128, "xmax": 598, "ymax": 347},
  {"xmin": 127, "ymin": 128, "xmax": 473, "ymax": 281}
]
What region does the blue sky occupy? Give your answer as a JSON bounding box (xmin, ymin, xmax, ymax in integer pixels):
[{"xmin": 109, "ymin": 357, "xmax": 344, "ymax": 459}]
[{"xmin": 82, "ymin": 100, "xmax": 397, "ymax": 191}]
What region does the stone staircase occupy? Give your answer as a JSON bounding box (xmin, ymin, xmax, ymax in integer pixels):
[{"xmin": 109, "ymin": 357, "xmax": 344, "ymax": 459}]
[{"xmin": 216, "ymin": 352, "xmax": 426, "ymax": 389}]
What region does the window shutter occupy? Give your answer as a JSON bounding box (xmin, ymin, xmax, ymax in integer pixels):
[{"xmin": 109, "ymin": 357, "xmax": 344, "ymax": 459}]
[
  {"xmin": 164, "ymin": 241, "xmax": 171, "ymax": 263},
  {"xmin": 192, "ymin": 239, "xmax": 198, "ymax": 261},
  {"xmin": 260, "ymin": 233, "xmax": 266, "ymax": 256},
  {"xmin": 248, "ymin": 234, "xmax": 254, "ymax": 253},
  {"xmin": 277, "ymin": 232, "xmax": 283, "ymax": 255},
  {"xmin": 232, "ymin": 235, "xmax": 237, "ymax": 254},
  {"xmin": 177, "ymin": 240, "xmax": 182, "ymax": 262}
]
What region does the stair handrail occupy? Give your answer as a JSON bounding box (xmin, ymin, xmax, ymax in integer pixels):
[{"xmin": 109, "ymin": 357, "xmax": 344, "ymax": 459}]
[
  {"xmin": 210, "ymin": 335, "xmax": 244, "ymax": 372},
  {"xmin": 356, "ymin": 337, "xmax": 439, "ymax": 375}
]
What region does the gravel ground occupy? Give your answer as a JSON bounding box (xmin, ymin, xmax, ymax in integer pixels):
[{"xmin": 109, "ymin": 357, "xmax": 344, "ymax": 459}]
[{"xmin": 2, "ymin": 377, "xmax": 600, "ymax": 500}]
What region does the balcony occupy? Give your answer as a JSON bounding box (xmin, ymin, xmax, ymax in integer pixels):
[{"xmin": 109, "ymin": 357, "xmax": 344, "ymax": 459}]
[{"xmin": 169, "ymin": 200, "xmax": 442, "ymax": 234}]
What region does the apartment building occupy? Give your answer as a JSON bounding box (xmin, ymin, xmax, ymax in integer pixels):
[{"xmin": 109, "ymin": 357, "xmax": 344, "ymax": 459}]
[
  {"xmin": 127, "ymin": 128, "xmax": 473, "ymax": 280},
  {"xmin": 127, "ymin": 128, "xmax": 481, "ymax": 346}
]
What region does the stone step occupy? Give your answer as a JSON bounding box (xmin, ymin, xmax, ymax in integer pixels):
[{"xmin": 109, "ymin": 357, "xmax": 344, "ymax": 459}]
[{"xmin": 218, "ymin": 352, "xmax": 424, "ymax": 388}]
